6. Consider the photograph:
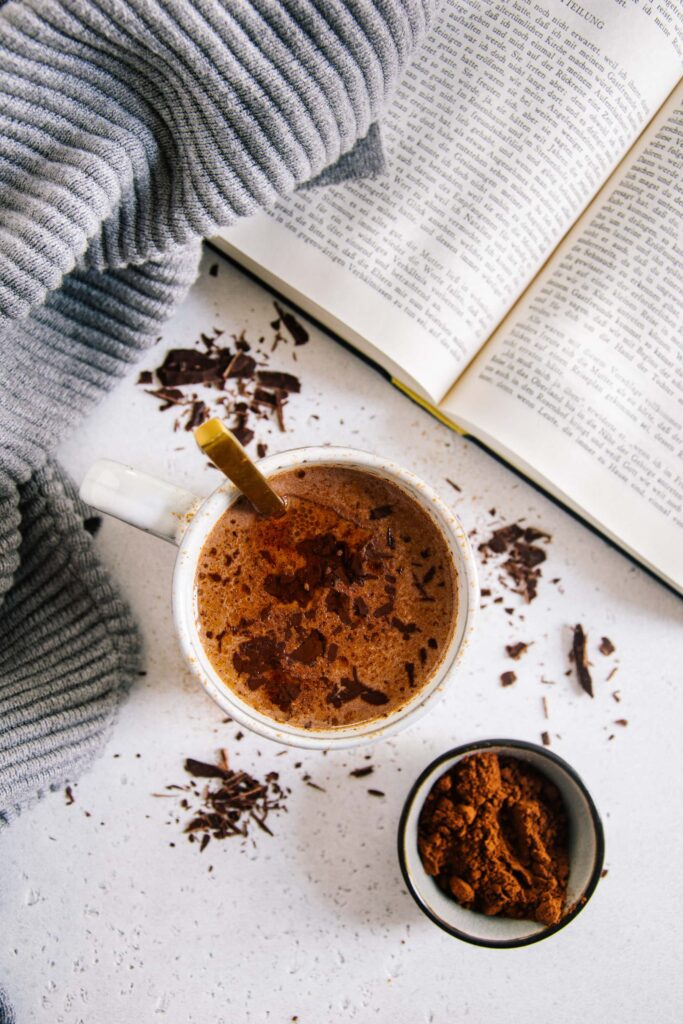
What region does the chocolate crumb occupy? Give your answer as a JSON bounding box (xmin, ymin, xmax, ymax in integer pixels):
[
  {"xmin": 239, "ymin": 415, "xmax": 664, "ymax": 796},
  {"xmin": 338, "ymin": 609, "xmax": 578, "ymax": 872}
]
[
  {"xmin": 599, "ymin": 636, "xmax": 615, "ymax": 656},
  {"xmin": 65, "ymin": 786, "xmax": 75, "ymax": 805},
  {"xmin": 505, "ymin": 641, "xmax": 531, "ymax": 661},
  {"xmin": 601, "ymin": 869, "xmax": 609, "ymax": 878},
  {"xmin": 500, "ymin": 671, "xmax": 517, "ymax": 687},
  {"xmin": 367, "ymin": 789, "xmax": 385, "ymax": 797},
  {"xmin": 541, "ymin": 731, "xmax": 551, "ymax": 747},
  {"xmin": 137, "ymin": 370, "xmax": 153, "ymax": 385},
  {"xmin": 350, "ymin": 766, "xmax": 374, "ymax": 778},
  {"xmin": 614, "ymin": 719, "xmax": 628, "ymax": 726}
]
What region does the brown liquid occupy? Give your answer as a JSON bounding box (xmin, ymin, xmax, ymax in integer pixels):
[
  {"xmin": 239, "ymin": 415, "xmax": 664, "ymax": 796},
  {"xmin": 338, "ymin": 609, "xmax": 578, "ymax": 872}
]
[{"xmin": 195, "ymin": 465, "xmax": 457, "ymax": 730}]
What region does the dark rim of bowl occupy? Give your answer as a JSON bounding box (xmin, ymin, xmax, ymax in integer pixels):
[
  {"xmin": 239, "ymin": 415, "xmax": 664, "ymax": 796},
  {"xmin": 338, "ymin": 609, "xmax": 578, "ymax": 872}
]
[{"xmin": 397, "ymin": 738, "xmax": 606, "ymax": 949}]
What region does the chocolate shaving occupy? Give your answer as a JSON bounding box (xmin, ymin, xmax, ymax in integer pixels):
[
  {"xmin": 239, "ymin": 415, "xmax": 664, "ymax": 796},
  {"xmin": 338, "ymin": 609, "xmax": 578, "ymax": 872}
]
[
  {"xmin": 367, "ymin": 789, "xmax": 385, "ymax": 797},
  {"xmin": 391, "ymin": 616, "xmax": 419, "ymax": 638},
  {"xmin": 327, "ymin": 667, "xmax": 389, "ymax": 709},
  {"xmin": 184, "ymin": 757, "xmax": 229, "ymax": 779},
  {"xmin": 64, "ymin": 786, "xmax": 75, "ymax": 805},
  {"xmin": 369, "ymin": 504, "xmax": 394, "ymax": 520},
  {"xmin": 185, "ymin": 400, "xmax": 208, "ymax": 431},
  {"xmin": 256, "ymin": 370, "xmax": 301, "ymax": 393},
  {"xmin": 253, "ymin": 387, "xmax": 277, "ymax": 406},
  {"xmin": 274, "ymin": 389, "xmax": 286, "ymax": 431},
  {"xmin": 290, "ymin": 629, "xmax": 326, "ymax": 665},
  {"xmin": 273, "ymin": 302, "xmax": 309, "ymax": 346},
  {"xmin": 225, "ymin": 353, "xmax": 257, "ymax": 379},
  {"xmin": 445, "ymin": 478, "xmax": 462, "ymax": 493},
  {"xmin": 231, "ymin": 419, "xmax": 255, "ymax": 447},
  {"xmin": 326, "ymin": 589, "xmax": 352, "ymax": 625},
  {"xmin": 571, "ymin": 624, "xmax": 593, "ymax": 697},
  {"xmin": 350, "ymin": 766, "xmax": 374, "ymax": 778},
  {"xmin": 146, "ymin": 386, "xmax": 186, "ymax": 408}
]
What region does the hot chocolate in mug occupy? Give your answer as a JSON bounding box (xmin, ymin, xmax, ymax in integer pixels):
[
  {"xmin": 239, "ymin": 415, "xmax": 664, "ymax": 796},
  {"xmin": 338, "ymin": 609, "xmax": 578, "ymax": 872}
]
[{"xmin": 80, "ymin": 447, "xmax": 478, "ymax": 749}]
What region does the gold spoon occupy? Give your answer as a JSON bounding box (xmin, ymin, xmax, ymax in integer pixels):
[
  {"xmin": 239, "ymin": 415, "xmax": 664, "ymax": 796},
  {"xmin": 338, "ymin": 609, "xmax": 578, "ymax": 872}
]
[{"xmin": 194, "ymin": 418, "xmax": 286, "ymax": 518}]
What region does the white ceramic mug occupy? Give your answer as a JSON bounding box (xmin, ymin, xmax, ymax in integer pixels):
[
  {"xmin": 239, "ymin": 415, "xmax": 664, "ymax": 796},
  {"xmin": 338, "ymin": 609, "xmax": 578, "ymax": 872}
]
[{"xmin": 80, "ymin": 447, "xmax": 478, "ymax": 749}]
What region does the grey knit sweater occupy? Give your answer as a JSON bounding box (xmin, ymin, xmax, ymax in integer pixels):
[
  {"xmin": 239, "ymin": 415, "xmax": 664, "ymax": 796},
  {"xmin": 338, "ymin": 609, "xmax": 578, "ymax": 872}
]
[{"xmin": 0, "ymin": 2, "xmax": 431, "ymax": 1017}]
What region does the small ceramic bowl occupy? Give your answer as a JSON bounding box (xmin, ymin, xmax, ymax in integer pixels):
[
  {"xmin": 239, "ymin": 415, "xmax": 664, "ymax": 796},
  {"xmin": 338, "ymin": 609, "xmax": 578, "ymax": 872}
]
[{"xmin": 398, "ymin": 739, "xmax": 605, "ymax": 948}]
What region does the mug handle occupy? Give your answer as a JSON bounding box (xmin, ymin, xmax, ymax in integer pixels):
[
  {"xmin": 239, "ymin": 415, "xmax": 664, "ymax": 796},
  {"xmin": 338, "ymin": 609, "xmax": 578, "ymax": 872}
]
[{"xmin": 79, "ymin": 459, "xmax": 202, "ymax": 546}]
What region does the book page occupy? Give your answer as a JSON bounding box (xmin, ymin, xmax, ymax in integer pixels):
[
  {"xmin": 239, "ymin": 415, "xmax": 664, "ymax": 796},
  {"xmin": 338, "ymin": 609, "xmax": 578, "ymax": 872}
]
[
  {"xmin": 444, "ymin": 81, "xmax": 683, "ymax": 592},
  {"xmin": 219, "ymin": 0, "xmax": 681, "ymax": 403}
]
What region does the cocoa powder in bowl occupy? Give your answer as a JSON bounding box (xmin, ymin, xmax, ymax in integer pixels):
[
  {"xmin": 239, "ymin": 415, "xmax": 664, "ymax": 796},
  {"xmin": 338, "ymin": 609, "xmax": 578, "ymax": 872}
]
[{"xmin": 417, "ymin": 752, "xmax": 569, "ymax": 925}]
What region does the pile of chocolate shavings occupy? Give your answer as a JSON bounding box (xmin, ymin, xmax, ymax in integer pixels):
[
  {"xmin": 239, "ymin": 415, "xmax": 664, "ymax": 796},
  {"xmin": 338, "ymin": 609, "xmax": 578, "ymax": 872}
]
[
  {"xmin": 478, "ymin": 522, "xmax": 551, "ymax": 603},
  {"xmin": 137, "ymin": 302, "xmax": 308, "ymax": 447},
  {"xmin": 159, "ymin": 750, "xmax": 289, "ymax": 852}
]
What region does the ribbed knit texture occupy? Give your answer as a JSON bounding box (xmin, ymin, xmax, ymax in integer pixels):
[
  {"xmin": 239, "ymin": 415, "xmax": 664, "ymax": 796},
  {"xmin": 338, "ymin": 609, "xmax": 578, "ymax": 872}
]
[{"xmin": 0, "ymin": 2, "xmax": 432, "ymax": 1017}]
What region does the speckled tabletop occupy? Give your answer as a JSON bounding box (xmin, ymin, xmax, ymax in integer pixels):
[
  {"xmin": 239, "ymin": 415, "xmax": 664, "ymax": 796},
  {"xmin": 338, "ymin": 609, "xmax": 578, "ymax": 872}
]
[{"xmin": 2, "ymin": 248, "xmax": 682, "ymax": 1024}]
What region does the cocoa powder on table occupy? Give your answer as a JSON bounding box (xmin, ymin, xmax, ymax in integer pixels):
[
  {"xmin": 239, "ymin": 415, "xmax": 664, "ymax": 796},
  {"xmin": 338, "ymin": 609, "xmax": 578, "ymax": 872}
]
[{"xmin": 418, "ymin": 752, "xmax": 569, "ymax": 926}]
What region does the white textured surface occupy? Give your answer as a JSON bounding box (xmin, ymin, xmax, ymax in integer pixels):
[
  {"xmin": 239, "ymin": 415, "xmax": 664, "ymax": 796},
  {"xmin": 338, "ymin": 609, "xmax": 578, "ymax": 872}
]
[{"xmin": 2, "ymin": 248, "xmax": 682, "ymax": 1023}]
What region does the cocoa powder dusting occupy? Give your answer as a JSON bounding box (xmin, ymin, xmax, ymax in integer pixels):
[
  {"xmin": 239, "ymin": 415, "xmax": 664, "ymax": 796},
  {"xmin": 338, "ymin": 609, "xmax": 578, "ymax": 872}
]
[{"xmin": 418, "ymin": 753, "xmax": 569, "ymax": 926}]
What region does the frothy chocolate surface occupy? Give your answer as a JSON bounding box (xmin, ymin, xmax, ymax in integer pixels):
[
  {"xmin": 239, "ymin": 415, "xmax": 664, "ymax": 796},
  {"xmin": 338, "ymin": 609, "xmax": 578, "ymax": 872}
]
[{"xmin": 195, "ymin": 465, "xmax": 457, "ymax": 730}]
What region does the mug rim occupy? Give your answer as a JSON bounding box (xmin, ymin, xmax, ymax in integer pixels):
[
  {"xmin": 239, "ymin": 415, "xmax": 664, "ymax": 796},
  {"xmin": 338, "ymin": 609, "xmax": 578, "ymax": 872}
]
[
  {"xmin": 172, "ymin": 445, "xmax": 478, "ymax": 749},
  {"xmin": 397, "ymin": 739, "xmax": 606, "ymax": 947}
]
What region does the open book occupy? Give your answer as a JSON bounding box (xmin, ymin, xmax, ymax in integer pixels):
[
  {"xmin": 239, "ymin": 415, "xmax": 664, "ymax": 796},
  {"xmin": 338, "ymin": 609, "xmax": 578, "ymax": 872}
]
[{"xmin": 213, "ymin": 0, "xmax": 683, "ymax": 595}]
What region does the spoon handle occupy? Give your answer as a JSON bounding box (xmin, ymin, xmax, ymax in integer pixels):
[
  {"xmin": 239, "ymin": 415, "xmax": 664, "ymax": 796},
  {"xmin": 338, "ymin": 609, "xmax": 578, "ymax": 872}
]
[{"xmin": 194, "ymin": 418, "xmax": 286, "ymax": 518}]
